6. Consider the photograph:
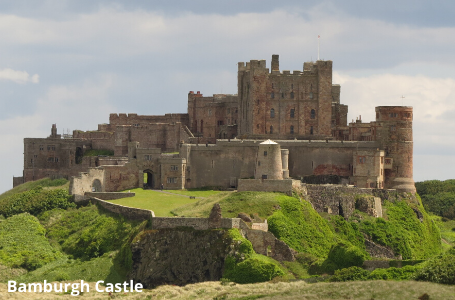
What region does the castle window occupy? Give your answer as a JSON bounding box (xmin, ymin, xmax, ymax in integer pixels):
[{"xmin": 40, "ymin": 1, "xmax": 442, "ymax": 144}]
[
  {"xmin": 358, "ymin": 156, "xmax": 366, "ymax": 164},
  {"xmin": 47, "ymin": 145, "xmax": 55, "ymax": 151},
  {"xmin": 257, "ymin": 124, "xmax": 260, "ymax": 129},
  {"xmin": 144, "ymin": 155, "xmax": 152, "ymax": 161},
  {"xmin": 47, "ymin": 157, "xmax": 54, "ymax": 162},
  {"xmin": 264, "ymin": 151, "xmax": 267, "ymax": 156},
  {"xmin": 310, "ymin": 109, "xmax": 316, "ymax": 119},
  {"xmin": 290, "ymin": 125, "xmax": 294, "ymax": 134},
  {"xmin": 272, "ymin": 83, "xmax": 274, "ymax": 89},
  {"xmin": 55, "ymin": 157, "xmax": 59, "ymax": 162},
  {"xmin": 310, "ymin": 126, "xmax": 314, "ymax": 135},
  {"xmin": 389, "ymin": 113, "xmax": 398, "ymax": 118},
  {"xmin": 390, "ymin": 125, "xmax": 396, "ymax": 131},
  {"xmin": 381, "ymin": 157, "xmax": 384, "ymax": 164},
  {"xmin": 270, "ymin": 108, "xmax": 275, "ymax": 118},
  {"xmin": 281, "ymin": 93, "xmax": 285, "ymax": 99},
  {"xmin": 39, "ymin": 145, "xmax": 44, "ymax": 151},
  {"xmin": 208, "ymin": 109, "xmax": 212, "ymax": 116},
  {"xmin": 290, "ymin": 109, "xmax": 295, "ymax": 118},
  {"xmin": 217, "ymin": 120, "xmax": 224, "ymax": 126},
  {"xmin": 270, "ymin": 125, "xmax": 274, "ymax": 134},
  {"xmin": 167, "ymin": 177, "xmax": 177, "ymax": 184},
  {"xmin": 290, "ymin": 92, "xmax": 294, "ymax": 99},
  {"xmin": 262, "ymin": 175, "xmax": 268, "ymax": 180},
  {"xmin": 258, "ymin": 161, "xmax": 261, "ymax": 166},
  {"xmin": 309, "ymin": 92, "xmax": 313, "ymax": 99},
  {"xmin": 271, "ymin": 92, "xmax": 274, "ymax": 99},
  {"xmin": 170, "ymin": 165, "xmax": 178, "ymax": 171},
  {"xmin": 385, "ymin": 158, "xmax": 391, "ymax": 165},
  {"xmin": 370, "ymin": 182, "xmax": 376, "ymax": 188},
  {"xmin": 291, "ymin": 84, "xmax": 294, "ymax": 89}
]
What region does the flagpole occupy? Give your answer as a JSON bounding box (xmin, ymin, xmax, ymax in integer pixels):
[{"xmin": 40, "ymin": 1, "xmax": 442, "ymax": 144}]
[{"xmin": 317, "ymin": 35, "xmax": 320, "ymax": 60}]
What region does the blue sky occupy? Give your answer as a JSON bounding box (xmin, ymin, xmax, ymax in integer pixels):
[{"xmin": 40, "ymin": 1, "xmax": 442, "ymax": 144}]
[{"xmin": 1, "ymin": 0, "xmax": 454, "ymax": 193}]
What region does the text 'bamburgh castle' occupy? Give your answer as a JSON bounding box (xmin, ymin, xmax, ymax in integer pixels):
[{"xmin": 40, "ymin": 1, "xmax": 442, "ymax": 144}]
[{"xmin": 14, "ymin": 55, "xmax": 416, "ymax": 195}]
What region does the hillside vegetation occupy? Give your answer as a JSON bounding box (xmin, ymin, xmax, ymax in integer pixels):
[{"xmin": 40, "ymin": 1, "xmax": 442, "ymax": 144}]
[
  {"xmin": 0, "ymin": 178, "xmax": 448, "ymax": 288},
  {"xmin": 416, "ymin": 179, "xmax": 455, "ymax": 219}
]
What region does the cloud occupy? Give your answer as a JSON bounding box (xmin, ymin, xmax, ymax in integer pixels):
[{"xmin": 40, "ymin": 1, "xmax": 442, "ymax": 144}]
[
  {"xmin": 333, "ymin": 71, "xmax": 455, "ymax": 155},
  {"xmin": 0, "ymin": 68, "xmax": 39, "ymax": 84}
]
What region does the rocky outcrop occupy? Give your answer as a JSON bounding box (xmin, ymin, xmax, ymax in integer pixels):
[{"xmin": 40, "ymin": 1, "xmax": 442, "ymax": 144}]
[
  {"xmin": 364, "ymin": 237, "xmax": 400, "ymax": 260},
  {"xmin": 130, "ymin": 229, "xmax": 234, "ymax": 288}
]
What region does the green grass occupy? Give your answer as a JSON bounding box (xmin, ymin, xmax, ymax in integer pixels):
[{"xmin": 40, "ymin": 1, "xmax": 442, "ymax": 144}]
[
  {"xmin": 15, "ymin": 252, "xmax": 124, "ymax": 283},
  {"xmin": 0, "ymin": 213, "xmax": 62, "ymax": 271},
  {"xmin": 163, "ymin": 189, "xmax": 223, "ymax": 197},
  {"xmin": 109, "ymin": 188, "xmax": 203, "ymax": 216},
  {"xmin": 0, "ymin": 178, "xmax": 69, "ymax": 202},
  {"xmin": 172, "ymin": 191, "xmax": 282, "ymax": 218}
]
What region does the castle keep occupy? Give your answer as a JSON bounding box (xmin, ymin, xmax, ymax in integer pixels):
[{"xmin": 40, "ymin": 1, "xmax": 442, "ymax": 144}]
[{"xmin": 14, "ymin": 55, "xmax": 416, "ymax": 194}]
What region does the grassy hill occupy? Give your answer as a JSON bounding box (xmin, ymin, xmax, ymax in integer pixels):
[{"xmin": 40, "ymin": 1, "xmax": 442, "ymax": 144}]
[{"xmin": 0, "ymin": 177, "xmax": 451, "ymax": 289}]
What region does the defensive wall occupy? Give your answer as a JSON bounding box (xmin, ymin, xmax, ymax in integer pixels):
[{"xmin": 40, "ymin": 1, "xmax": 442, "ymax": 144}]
[
  {"xmin": 237, "ymin": 179, "xmax": 301, "ymax": 196},
  {"xmin": 88, "ymin": 197, "xmax": 155, "ymax": 221},
  {"xmin": 303, "ymin": 184, "xmax": 398, "ymax": 219},
  {"xmin": 182, "ymin": 139, "xmax": 383, "ymax": 189},
  {"xmin": 85, "ymin": 192, "xmax": 135, "ymax": 200}
]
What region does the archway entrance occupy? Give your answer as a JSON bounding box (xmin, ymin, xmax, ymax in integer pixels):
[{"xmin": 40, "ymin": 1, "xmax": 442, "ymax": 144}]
[
  {"xmin": 143, "ymin": 170, "xmax": 154, "ymax": 189},
  {"xmin": 92, "ymin": 179, "xmax": 102, "ymax": 192}
]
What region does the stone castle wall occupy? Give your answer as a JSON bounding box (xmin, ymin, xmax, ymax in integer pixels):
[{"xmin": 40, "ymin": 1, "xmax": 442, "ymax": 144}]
[{"xmin": 89, "ymin": 197, "xmax": 154, "ymax": 221}]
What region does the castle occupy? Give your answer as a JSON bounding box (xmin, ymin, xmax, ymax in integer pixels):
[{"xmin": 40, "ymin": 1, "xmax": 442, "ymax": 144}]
[{"xmin": 14, "ymin": 55, "xmax": 416, "ymax": 194}]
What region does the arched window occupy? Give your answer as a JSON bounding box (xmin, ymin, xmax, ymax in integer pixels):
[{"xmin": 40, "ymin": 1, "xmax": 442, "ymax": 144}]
[
  {"xmin": 290, "ymin": 92, "xmax": 294, "ymax": 99},
  {"xmin": 290, "ymin": 109, "xmax": 295, "ymax": 118},
  {"xmin": 290, "ymin": 125, "xmax": 294, "ymax": 134},
  {"xmin": 309, "ymin": 92, "xmax": 314, "ymax": 99},
  {"xmin": 270, "ymin": 125, "xmax": 274, "ymax": 134},
  {"xmin": 310, "ymin": 109, "xmax": 316, "ymax": 119},
  {"xmin": 310, "ymin": 126, "xmax": 314, "ymax": 135},
  {"xmin": 270, "ymin": 108, "xmax": 275, "ymax": 118},
  {"xmin": 271, "ymin": 92, "xmax": 274, "ymax": 99}
]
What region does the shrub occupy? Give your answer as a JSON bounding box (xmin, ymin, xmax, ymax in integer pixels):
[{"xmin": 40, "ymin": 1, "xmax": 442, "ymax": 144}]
[
  {"xmin": 268, "ymin": 197, "xmax": 334, "ymax": 258},
  {"xmin": 368, "ymin": 265, "xmax": 418, "ymax": 280},
  {"xmin": 0, "ymin": 187, "xmax": 75, "ymax": 218},
  {"xmin": 329, "ymin": 266, "xmax": 369, "ymax": 282},
  {"xmin": 45, "ymin": 205, "xmax": 138, "ymax": 259},
  {"xmin": 224, "ymin": 254, "xmax": 285, "ymax": 284},
  {"xmin": 0, "ymin": 213, "xmax": 61, "ymax": 270},
  {"xmin": 414, "ymin": 248, "xmax": 455, "ymax": 284}
]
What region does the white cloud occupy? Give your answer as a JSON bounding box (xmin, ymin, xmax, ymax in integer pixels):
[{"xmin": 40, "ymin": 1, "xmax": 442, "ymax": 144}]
[{"xmin": 0, "ymin": 68, "xmax": 39, "ymax": 84}]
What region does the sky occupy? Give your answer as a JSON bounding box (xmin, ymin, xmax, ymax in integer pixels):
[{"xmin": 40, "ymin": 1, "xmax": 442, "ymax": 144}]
[{"xmin": 1, "ymin": 0, "xmax": 455, "ymax": 194}]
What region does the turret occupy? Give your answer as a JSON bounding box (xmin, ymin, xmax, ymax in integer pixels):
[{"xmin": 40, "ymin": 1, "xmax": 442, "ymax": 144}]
[
  {"xmin": 375, "ymin": 106, "xmax": 415, "ymax": 193},
  {"xmin": 255, "ymin": 140, "xmax": 283, "ymax": 180}
]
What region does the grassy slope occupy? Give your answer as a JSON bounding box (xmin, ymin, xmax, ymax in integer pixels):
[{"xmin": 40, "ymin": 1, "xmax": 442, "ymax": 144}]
[
  {"xmin": 0, "ymin": 280, "xmax": 453, "ymax": 299},
  {"xmin": 107, "ymin": 188, "xmax": 210, "ymax": 216},
  {"xmin": 172, "ymin": 191, "xmax": 282, "ymax": 218},
  {"xmin": 0, "ymin": 178, "xmax": 69, "ymax": 202}
]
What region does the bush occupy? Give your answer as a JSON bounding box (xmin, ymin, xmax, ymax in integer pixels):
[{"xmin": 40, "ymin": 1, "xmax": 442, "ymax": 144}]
[
  {"xmin": 222, "ymin": 229, "xmax": 284, "ymax": 283},
  {"xmin": 415, "ymin": 248, "xmax": 455, "ymax": 284},
  {"xmin": 268, "ymin": 197, "xmax": 334, "ymax": 258},
  {"xmin": 0, "ymin": 187, "xmax": 75, "ymax": 218},
  {"xmin": 44, "ymin": 205, "xmax": 138, "ymax": 259},
  {"xmin": 359, "ymin": 200, "xmax": 441, "ymax": 259},
  {"xmin": 368, "ymin": 265, "xmax": 418, "ymax": 280},
  {"xmin": 325, "ymin": 243, "xmax": 367, "ymax": 270},
  {"xmin": 329, "ymin": 266, "xmax": 369, "ymax": 282},
  {"xmin": 0, "ymin": 213, "xmax": 61, "ymax": 270},
  {"xmin": 224, "ymin": 254, "xmax": 285, "ymax": 284}
]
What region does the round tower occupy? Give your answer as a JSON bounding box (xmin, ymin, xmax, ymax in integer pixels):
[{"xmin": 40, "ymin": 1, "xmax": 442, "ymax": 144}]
[
  {"xmin": 255, "ymin": 140, "xmax": 283, "ymax": 180},
  {"xmin": 375, "ymin": 106, "xmax": 415, "ymax": 193}
]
